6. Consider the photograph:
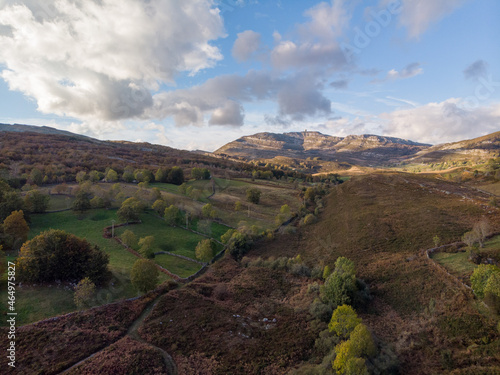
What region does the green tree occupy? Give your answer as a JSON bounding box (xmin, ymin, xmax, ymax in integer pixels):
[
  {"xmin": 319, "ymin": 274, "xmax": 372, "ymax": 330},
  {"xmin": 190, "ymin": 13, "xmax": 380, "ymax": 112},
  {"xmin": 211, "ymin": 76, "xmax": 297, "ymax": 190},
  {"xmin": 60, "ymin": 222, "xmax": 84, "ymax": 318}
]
[
  {"xmin": 74, "ymin": 277, "xmax": 96, "ymax": 310},
  {"xmin": 471, "ymin": 265, "xmax": 500, "ymax": 299},
  {"xmin": 3, "ymin": 210, "xmax": 29, "ymax": 250},
  {"xmin": 484, "ymin": 272, "xmax": 500, "ymax": 312},
  {"xmin": 72, "ymin": 189, "xmax": 92, "ymax": 213},
  {"xmin": 168, "ymin": 167, "xmax": 184, "ymax": 185},
  {"xmin": 202, "ymin": 203, "xmax": 216, "ymax": 218},
  {"xmin": 76, "ymin": 171, "xmax": 88, "ymax": 184},
  {"xmin": 155, "ymin": 168, "xmax": 167, "ymax": 183},
  {"xmin": 17, "ymin": 229, "xmax": 110, "ymax": 285},
  {"xmin": 329, "ymin": 304, "xmax": 362, "ymax": 338},
  {"xmin": 105, "ymin": 168, "xmax": 118, "ymax": 182},
  {"xmin": 152, "ymin": 199, "xmax": 168, "ymax": 215},
  {"xmin": 88, "ymin": 170, "xmax": 101, "ymax": 183},
  {"xmin": 29, "ymin": 168, "xmax": 43, "ymax": 186},
  {"xmin": 121, "ymin": 229, "xmax": 137, "ymax": 248},
  {"xmin": 117, "ymin": 197, "xmax": 143, "ymax": 223},
  {"xmin": 138, "ymin": 236, "xmax": 155, "ymax": 259},
  {"xmin": 131, "ymin": 259, "xmax": 159, "ymax": 294},
  {"xmin": 322, "ymin": 257, "xmax": 357, "ymax": 306},
  {"xmin": 344, "ymin": 357, "xmax": 369, "ymax": 375},
  {"xmin": 246, "ymin": 188, "xmax": 262, "ymax": 204},
  {"xmin": 234, "ymin": 201, "xmax": 242, "ymax": 211},
  {"xmin": 179, "ymin": 183, "xmax": 187, "ymax": 195},
  {"xmin": 24, "ymin": 190, "xmax": 50, "ymax": 213},
  {"xmin": 221, "ymin": 229, "xmax": 236, "ymax": 244},
  {"xmin": 195, "ymin": 239, "xmax": 216, "ymax": 262},
  {"xmin": 349, "ymin": 323, "xmax": 377, "ymax": 358},
  {"xmin": 164, "ymin": 205, "xmax": 180, "ymax": 226}
]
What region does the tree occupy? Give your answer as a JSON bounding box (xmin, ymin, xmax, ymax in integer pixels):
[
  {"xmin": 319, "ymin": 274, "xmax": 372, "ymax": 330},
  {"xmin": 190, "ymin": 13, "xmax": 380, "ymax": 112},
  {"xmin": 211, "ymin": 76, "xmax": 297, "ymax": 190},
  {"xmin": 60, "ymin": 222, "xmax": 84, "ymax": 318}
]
[
  {"xmin": 473, "ymin": 219, "xmax": 491, "ymax": 247},
  {"xmin": 234, "ymin": 201, "xmax": 242, "ymax": 211},
  {"xmin": 191, "ymin": 167, "xmax": 210, "ymax": 180},
  {"xmin": 76, "ymin": 171, "xmax": 88, "ymax": 183},
  {"xmin": 74, "ymin": 277, "xmax": 96, "ymax": 310},
  {"xmin": 322, "ymin": 257, "xmax": 357, "ymax": 306},
  {"xmin": 24, "ymin": 190, "xmax": 50, "ymax": 213},
  {"xmin": 152, "ymin": 199, "xmax": 168, "ymax": 215},
  {"xmin": 105, "ymin": 168, "xmax": 118, "ymax": 182},
  {"xmin": 221, "ymin": 229, "xmax": 236, "ymax": 244},
  {"xmin": 131, "ymin": 259, "xmax": 159, "ymax": 293},
  {"xmin": 471, "ymin": 265, "xmax": 500, "ymax": 299},
  {"xmin": 195, "ymin": 239, "xmax": 216, "ymax": 262},
  {"xmin": 179, "ymin": 183, "xmax": 187, "ymax": 195},
  {"xmin": 164, "ymin": 205, "xmax": 180, "ymax": 226},
  {"xmin": 484, "ymin": 272, "xmax": 500, "ymax": 313},
  {"xmin": 88, "ymin": 170, "xmax": 101, "ymax": 183},
  {"xmin": 138, "ymin": 236, "xmax": 155, "ymax": 258},
  {"xmin": 121, "ymin": 229, "xmax": 137, "ymax": 248},
  {"xmin": 155, "ymin": 168, "xmax": 167, "ymax": 183},
  {"xmin": 29, "ymin": 168, "xmax": 43, "ymax": 186},
  {"xmin": 17, "ymin": 229, "xmax": 110, "ymax": 285},
  {"xmin": 3, "ymin": 210, "xmax": 29, "ymax": 250},
  {"xmin": 202, "ymin": 203, "xmax": 216, "ymax": 218},
  {"xmin": 72, "ymin": 189, "xmax": 92, "ymax": 213},
  {"xmin": 349, "ymin": 323, "xmax": 377, "ymax": 358},
  {"xmin": 117, "ymin": 197, "xmax": 143, "ymax": 223},
  {"xmin": 246, "ymin": 188, "xmax": 262, "ymax": 204},
  {"xmin": 328, "ymin": 304, "xmax": 362, "ymax": 338},
  {"xmin": 168, "ymin": 167, "xmax": 184, "ymax": 185},
  {"xmin": 0, "ymin": 182, "xmax": 24, "ymax": 223},
  {"xmin": 462, "ymin": 230, "xmax": 479, "ymax": 250}
]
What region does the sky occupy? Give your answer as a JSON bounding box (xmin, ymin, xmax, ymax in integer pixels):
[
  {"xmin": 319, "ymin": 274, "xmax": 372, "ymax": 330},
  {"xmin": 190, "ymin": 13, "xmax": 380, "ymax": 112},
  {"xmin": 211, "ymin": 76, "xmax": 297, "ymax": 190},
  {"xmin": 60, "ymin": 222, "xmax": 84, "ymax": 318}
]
[{"xmin": 0, "ymin": 0, "xmax": 499, "ymax": 151}]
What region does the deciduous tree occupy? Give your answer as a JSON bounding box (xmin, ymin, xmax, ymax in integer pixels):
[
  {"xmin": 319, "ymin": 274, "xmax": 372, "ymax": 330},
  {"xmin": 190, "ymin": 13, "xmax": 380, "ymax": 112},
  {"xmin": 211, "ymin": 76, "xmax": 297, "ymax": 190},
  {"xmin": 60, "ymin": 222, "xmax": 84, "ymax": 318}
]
[
  {"xmin": 195, "ymin": 239, "xmax": 216, "ymax": 262},
  {"xmin": 131, "ymin": 259, "xmax": 159, "ymax": 293},
  {"xmin": 3, "ymin": 210, "xmax": 29, "ymax": 250}
]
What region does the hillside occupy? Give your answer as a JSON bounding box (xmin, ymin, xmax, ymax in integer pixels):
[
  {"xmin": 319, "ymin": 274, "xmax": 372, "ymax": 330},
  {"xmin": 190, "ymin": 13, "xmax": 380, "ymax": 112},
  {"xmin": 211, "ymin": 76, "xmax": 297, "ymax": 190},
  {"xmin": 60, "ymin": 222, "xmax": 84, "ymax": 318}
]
[
  {"xmin": 407, "ymin": 131, "xmax": 500, "ymax": 164},
  {"xmin": 215, "ymin": 131, "xmax": 430, "ymax": 167}
]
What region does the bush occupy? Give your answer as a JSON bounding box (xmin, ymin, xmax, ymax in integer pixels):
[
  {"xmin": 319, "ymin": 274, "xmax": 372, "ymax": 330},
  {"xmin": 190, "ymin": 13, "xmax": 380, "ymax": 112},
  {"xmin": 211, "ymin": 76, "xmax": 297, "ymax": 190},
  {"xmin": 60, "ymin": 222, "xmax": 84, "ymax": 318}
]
[
  {"xmin": 310, "ymin": 298, "xmax": 333, "ymax": 323},
  {"xmin": 246, "ymin": 188, "xmax": 262, "ymax": 204},
  {"xmin": 17, "ymin": 229, "xmax": 110, "ymax": 285},
  {"xmin": 74, "ymin": 277, "xmax": 96, "ymax": 310},
  {"xmin": 322, "ymin": 257, "xmax": 357, "ymax": 307}
]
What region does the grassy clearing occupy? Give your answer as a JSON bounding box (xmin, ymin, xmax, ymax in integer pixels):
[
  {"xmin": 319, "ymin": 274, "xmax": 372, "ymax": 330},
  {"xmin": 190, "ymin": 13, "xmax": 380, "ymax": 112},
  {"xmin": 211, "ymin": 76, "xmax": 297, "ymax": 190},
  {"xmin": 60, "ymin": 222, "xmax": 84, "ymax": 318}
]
[
  {"xmin": 154, "ymin": 253, "xmax": 202, "ymax": 278},
  {"xmin": 431, "ymin": 251, "xmax": 476, "ymax": 278},
  {"xmin": 47, "ymin": 194, "xmax": 74, "ymax": 210}
]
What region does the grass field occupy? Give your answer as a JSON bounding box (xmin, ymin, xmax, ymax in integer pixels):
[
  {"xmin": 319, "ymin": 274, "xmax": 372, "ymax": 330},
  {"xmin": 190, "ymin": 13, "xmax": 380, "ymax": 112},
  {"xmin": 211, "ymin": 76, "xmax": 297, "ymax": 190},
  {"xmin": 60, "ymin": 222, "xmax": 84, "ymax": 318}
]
[
  {"xmin": 431, "ymin": 251, "xmax": 476, "ymax": 279},
  {"xmin": 153, "ymin": 253, "xmax": 201, "ymax": 278},
  {"xmin": 431, "ymin": 235, "xmax": 500, "ymax": 280},
  {"xmin": 0, "ymin": 209, "xmax": 171, "ymax": 326}
]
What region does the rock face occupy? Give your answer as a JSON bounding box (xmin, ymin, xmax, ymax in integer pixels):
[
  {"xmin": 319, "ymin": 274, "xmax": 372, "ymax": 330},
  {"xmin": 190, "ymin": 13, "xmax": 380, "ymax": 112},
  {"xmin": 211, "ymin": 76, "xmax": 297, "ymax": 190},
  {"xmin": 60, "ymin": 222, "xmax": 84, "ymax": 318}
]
[{"xmin": 215, "ymin": 131, "xmax": 430, "ymax": 166}]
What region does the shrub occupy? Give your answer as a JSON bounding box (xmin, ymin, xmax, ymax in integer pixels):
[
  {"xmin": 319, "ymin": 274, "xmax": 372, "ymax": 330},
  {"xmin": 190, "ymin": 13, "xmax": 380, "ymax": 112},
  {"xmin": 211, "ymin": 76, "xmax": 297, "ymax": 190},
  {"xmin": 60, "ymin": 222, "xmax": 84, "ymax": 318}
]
[{"xmin": 74, "ymin": 277, "xmax": 96, "ymax": 310}]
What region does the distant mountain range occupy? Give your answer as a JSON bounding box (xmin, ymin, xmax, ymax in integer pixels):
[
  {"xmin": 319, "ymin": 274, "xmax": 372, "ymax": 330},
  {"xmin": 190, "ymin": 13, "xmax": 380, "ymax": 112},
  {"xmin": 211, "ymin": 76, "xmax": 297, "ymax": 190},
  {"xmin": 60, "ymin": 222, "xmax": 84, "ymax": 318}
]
[
  {"xmin": 1, "ymin": 123, "xmax": 498, "ymax": 169},
  {"xmin": 214, "ymin": 130, "xmax": 500, "ymax": 167}
]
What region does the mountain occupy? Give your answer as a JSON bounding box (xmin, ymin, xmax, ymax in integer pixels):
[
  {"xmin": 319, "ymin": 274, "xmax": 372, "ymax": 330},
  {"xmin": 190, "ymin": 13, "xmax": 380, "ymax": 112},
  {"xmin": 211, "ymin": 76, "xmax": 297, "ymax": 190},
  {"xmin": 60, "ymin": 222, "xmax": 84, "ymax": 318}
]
[
  {"xmin": 407, "ymin": 131, "xmax": 500, "ymax": 164},
  {"xmin": 214, "ymin": 131, "xmax": 430, "ymax": 166}
]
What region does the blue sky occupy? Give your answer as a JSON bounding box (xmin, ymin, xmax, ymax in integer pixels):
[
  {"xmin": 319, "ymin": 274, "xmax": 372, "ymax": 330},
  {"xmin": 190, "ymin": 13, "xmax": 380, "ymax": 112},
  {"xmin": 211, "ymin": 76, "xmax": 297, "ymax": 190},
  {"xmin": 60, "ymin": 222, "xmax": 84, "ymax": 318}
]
[{"xmin": 0, "ymin": 0, "xmax": 499, "ymax": 150}]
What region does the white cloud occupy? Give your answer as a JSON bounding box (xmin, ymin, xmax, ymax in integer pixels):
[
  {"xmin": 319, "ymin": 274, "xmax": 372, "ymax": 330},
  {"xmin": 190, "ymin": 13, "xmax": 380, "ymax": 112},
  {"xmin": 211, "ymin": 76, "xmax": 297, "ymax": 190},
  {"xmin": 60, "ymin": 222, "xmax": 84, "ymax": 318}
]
[
  {"xmin": 373, "ymin": 62, "xmax": 423, "ymax": 83},
  {"xmin": 209, "ymin": 100, "xmax": 244, "ymax": 126},
  {"xmin": 148, "ymin": 70, "xmax": 331, "ymax": 127},
  {"xmin": 380, "ymin": 99, "xmax": 500, "ymax": 144},
  {"xmin": 270, "ymin": 0, "xmax": 351, "ymax": 70},
  {"xmin": 232, "ymin": 30, "xmax": 261, "ymax": 62},
  {"xmin": 0, "ymin": 0, "xmax": 224, "ymax": 122},
  {"xmin": 383, "ymin": 0, "xmax": 469, "ymax": 38}
]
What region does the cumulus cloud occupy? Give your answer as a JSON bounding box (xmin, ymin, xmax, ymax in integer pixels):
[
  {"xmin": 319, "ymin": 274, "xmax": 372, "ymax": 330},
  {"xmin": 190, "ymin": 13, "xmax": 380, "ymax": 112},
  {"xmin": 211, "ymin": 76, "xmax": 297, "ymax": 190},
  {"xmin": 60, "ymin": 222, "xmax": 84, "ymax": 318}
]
[
  {"xmin": 383, "ymin": 0, "xmax": 469, "ymax": 38},
  {"xmin": 270, "ymin": 0, "xmax": 351, "ymax": 70},
  {"xmin": 0, "ymin": 0, "xmax": 224, "ymax": 122},
  {"xmin": 209, "ymin": 100, "xmax": 244, "ymax": 126},
  {"xmin": 232, "ymin": 30, "xmax": 261, "ymax": 62},
  {"xmin": 380, "ymin": 98, "xmax": 500, "ymax": 144},
  {"xmin": 148, "ymin": 70, "xmax": 331, "ymax": 127},
  {"xmin": 463, "ymin": 60, "xmax": 489, "ymax": 80},
  {"xmin": 373, "ymin": 62, "xmax": 423, "ymax": 83}
]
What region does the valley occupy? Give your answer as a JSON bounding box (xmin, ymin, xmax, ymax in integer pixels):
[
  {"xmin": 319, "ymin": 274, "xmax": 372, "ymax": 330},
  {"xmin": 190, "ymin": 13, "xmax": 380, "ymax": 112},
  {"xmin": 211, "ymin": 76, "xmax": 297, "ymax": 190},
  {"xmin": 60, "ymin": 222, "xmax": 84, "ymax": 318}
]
[{"xmin": 0, "ymin": 125, "xmax": 499, "ymax": 374}]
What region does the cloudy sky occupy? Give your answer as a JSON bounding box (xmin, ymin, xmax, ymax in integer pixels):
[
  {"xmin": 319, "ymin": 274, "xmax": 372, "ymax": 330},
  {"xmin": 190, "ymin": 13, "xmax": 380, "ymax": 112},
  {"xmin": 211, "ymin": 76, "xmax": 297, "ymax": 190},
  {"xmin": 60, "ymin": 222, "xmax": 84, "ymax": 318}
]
[{"xmin": 0, "ymin": 0, "xmax": 499, "ymax": 151}]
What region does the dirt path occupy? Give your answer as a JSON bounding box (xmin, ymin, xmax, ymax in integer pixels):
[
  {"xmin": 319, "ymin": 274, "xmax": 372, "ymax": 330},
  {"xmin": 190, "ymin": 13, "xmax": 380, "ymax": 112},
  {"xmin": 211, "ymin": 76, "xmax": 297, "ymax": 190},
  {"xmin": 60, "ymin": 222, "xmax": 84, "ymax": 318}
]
[{"xmin": 59, "ymin": 292, "xmax": 177, "ymax": 375}]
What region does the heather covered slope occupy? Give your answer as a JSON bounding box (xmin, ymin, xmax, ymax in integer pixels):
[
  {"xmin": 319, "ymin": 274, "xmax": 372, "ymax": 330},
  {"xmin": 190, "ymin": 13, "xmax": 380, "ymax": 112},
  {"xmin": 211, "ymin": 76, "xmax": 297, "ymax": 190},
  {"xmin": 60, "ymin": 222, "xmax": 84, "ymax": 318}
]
[{"xmin": 253, "ymin": 172, "xmax": 500, "ymax": 374}]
